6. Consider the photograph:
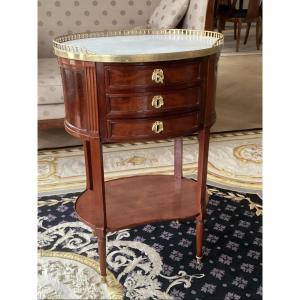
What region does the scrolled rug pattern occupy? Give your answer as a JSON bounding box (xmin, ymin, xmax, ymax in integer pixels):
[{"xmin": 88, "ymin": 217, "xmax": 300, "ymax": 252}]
[
  {"xmin": 38, "ymin": 250, "xmax": 123, "ymax": 299},
  {"xmin": 38, "ymin": 185, "xmax": 262, "ymax": 300},
  {"xmin": 38, "ymin": 131, "xmax": 262, "ymax": 194}
]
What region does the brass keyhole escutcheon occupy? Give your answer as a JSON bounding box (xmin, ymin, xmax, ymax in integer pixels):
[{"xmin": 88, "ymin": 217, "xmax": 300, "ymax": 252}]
[
  {"xmin": 152, "ymin": 69, "xmax": 164, "ymax": 84},
  {"xmin": 152, "ymin": 121, "xmax": 164, "ymax": 134},
  {"xmin": 151, "ymin": 95, "xmax": 164, "ymax": 109}
]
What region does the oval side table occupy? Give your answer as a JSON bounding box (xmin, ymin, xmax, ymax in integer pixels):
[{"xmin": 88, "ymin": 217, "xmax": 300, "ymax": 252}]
[{"xmin": 53, "ymin": 29, "xmax": 224, "ymax": 281}]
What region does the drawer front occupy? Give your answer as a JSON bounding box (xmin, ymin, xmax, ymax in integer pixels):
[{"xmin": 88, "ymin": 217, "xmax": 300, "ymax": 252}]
[
  {"xmin": 105, "ymin": 112, "xmax": 200, "ymax": 141},
  {"xmin": 106, "ymin": 86, "xmax": 202, "ymax": 117},
  {"xmin": 104, "ymin": 61, "xmax": 201, "ymax": 91}
]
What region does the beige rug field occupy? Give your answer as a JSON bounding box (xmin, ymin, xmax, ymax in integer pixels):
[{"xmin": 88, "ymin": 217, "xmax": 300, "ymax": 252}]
[{"xmin": 38, "ymin": 130, "xmax": 262, "ymax": 195}]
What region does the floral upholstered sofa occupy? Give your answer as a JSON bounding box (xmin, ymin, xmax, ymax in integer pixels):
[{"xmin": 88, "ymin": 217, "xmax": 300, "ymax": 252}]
[{"xmin": 38, "ymin": 0, "xmax": 215, "ymax": 128}]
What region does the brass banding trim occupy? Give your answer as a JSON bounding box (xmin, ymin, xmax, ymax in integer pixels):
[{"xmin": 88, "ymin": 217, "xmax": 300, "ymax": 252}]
[{"xmin": 53, "ymin": 29, "xmax": 224, "ymax": 63}]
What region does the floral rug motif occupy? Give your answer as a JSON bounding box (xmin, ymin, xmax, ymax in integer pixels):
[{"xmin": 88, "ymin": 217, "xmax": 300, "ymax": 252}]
[
  {"xmin": 38, "ymin": 186, "xmax": 262, "ymax": 300},
  {"xmin": 38, "ymin": 250, "xmax": 123, "ymax": 299}
]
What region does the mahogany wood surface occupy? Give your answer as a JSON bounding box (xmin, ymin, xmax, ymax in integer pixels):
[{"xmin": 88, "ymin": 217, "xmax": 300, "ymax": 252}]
[
  {"xmin": 58, "ymin": 57, "xmax": 216, "ymax": 142},
  {"xmin": 104, "ymin": 60, "xmax": 202, "ymax": 91},
  {"xmin": 174, "ymin": 138, "xmax": 183, "ymax": 180},
  {"xmin": 82, "ymin": 138, "xmax": 107, "ymax": 277},
  {"xmin": 75, "ymin": 175, "xmax": 208, "ymax": 231},
  {"xmin": 105, "ymin": 112, "xmax": 200, "ymax": 142},
  {"xmin": 105, "ymin": 86, "xmax": 202, "ymax": 118},
  {"xmin": 57, "ymin": 50, "xmax": 219, "ymax": 277},
  {"xmin": 205, "ymin": 0, "xmax": 218, "ymax": 31},
  {"xmin": 195, "ymin": 128, "xmax": 211, "ymax": 259}
]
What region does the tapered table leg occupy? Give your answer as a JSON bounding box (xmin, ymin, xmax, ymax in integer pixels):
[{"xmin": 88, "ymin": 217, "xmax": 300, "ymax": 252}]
[
  {"xmin": 82, "ymin": 139, "xmax": 107, "ymax": 277},
  {"xmin": 174, "ymin": 137, "xmax": 183, "ymax": 222},
  {"xmin": 195, "ymin": 128, "xmax": 210, "ymax": 263},
  {"xmin": 196, "ymin": 219, "xmax": 204, "ymax": 263},
  {"xmin": 174, "ymin": 137, "xmax": 183, "ymax": 180},
  {"xmin": 96, "ymin": 228, "xmax": 107, "ymax": 280}
]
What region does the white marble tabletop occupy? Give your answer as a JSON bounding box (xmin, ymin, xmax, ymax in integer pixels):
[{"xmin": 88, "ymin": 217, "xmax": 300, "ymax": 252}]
[
  {"xmin": 54, "ymin": 30, "xmax": 223, "ymax": 62},
  {"xmin": 63, "ymin": 34, "xmax": 220, "ymax": 56}
]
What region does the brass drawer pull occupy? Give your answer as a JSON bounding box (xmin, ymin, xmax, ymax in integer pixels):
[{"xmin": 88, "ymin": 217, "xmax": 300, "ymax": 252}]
[
  {"xmin": 152, "ymin": 69, "xmax": 164, "ymax": 84},
  {"xmin": 152, "ymin": 121, "xmax": 164, "ymax": 134},
  {"xmin": 151, "ymin": 95, "xmax": 164, "ymax": 109}
]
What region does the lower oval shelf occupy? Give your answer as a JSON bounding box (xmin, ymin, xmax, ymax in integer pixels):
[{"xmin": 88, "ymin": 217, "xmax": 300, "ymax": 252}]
[{"xmin": 75, "ymin": 175, "xmax": 205, "ymax": 231}]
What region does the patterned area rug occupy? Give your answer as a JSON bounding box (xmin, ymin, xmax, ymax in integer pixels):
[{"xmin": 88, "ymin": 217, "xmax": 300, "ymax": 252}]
[
  {"xmin": 38, "ymin": 130, "xmax": 262, "ymax": 299},
  {"xmin": 38, "ymin": 130, "xmax": 262, "ymax": 194},
  {"xmin": 38, "ymin": 250, "xmax": 123, "ymax": 299},
  {"xmin": 38, "ymin": 186, "xmax": 262, "ymax": 300}
]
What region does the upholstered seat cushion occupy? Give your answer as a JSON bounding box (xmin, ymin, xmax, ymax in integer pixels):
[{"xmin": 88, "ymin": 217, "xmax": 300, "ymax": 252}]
[
  {"xmin": 148, "ymin": 0, "xmax": 189, "ymax": 29},
  {"xmin": 38, "ymin": 58, "xmax": 64, "ymax": 105},
  {"xmin": 38, "ymin": 0, "xmax": 161, "ymax": 58},
  {"xmin": 182, "ymin": 0, "xmax": 208, "ymax": 30}
]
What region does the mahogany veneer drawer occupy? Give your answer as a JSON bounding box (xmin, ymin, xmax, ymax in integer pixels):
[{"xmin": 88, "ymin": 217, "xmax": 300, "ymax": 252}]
[
  {"xmin": 106, "ymin": 86, "xmax": 202, "ymax": 118},
  {"xmin": 104, "ymin": 60, "xmax": 202, "ymax": 91},
  {"xmin": 105, "ymin": 112, "xmax": 200, "ymax": 141}
]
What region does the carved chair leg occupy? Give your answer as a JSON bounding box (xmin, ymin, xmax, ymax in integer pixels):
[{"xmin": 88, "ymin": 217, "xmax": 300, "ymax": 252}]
[
  {"xmin": 236, "ymin": 19, "xmax": 242, "ymax": 52},
  {"xmin": 217, "ymin": 19, "xmax": 221, "ymax": 33},
  {"xmin": 256, "ymin": 19, "xmax": 261, "ymax": 50},
  {"xmin": 234, "ymin": 20, "xmax": 237, "ymax": 40},
  {"xmin": 244, "ymin": 22, "xmax": 251, "ymax": 45},
  {"xmin": 259, "ymin": 17, "xmax": 262, "ymax": 46},
  {"xmin": 222, "ymin": 19, "xmax": 226, "ymax": 31},
  {"xmin": 218, "ymin": 18, "xmax": 225, "ymax": 33}
]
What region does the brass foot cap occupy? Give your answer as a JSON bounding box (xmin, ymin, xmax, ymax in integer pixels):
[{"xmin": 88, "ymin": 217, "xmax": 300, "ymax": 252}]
[
  {"xmin": 196, "ymin": 256, "xmax": 203, "ymax": 264},
  {"xmin": 101, "ymin": 275, "xmax": 107, "ymax": 283}
]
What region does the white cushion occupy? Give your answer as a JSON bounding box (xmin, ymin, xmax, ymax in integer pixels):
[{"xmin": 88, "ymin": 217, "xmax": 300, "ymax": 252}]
[
  {"xmin": 148, "ymin": 0, "xmax": 190, "ymax": 29},
  {"xmin": 38, "ymin": 58, "xmax": 64, "ymax": 105},
  {"xmin": 182, "ymin": 0, "xmax": 208, "ymax": 30}
]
